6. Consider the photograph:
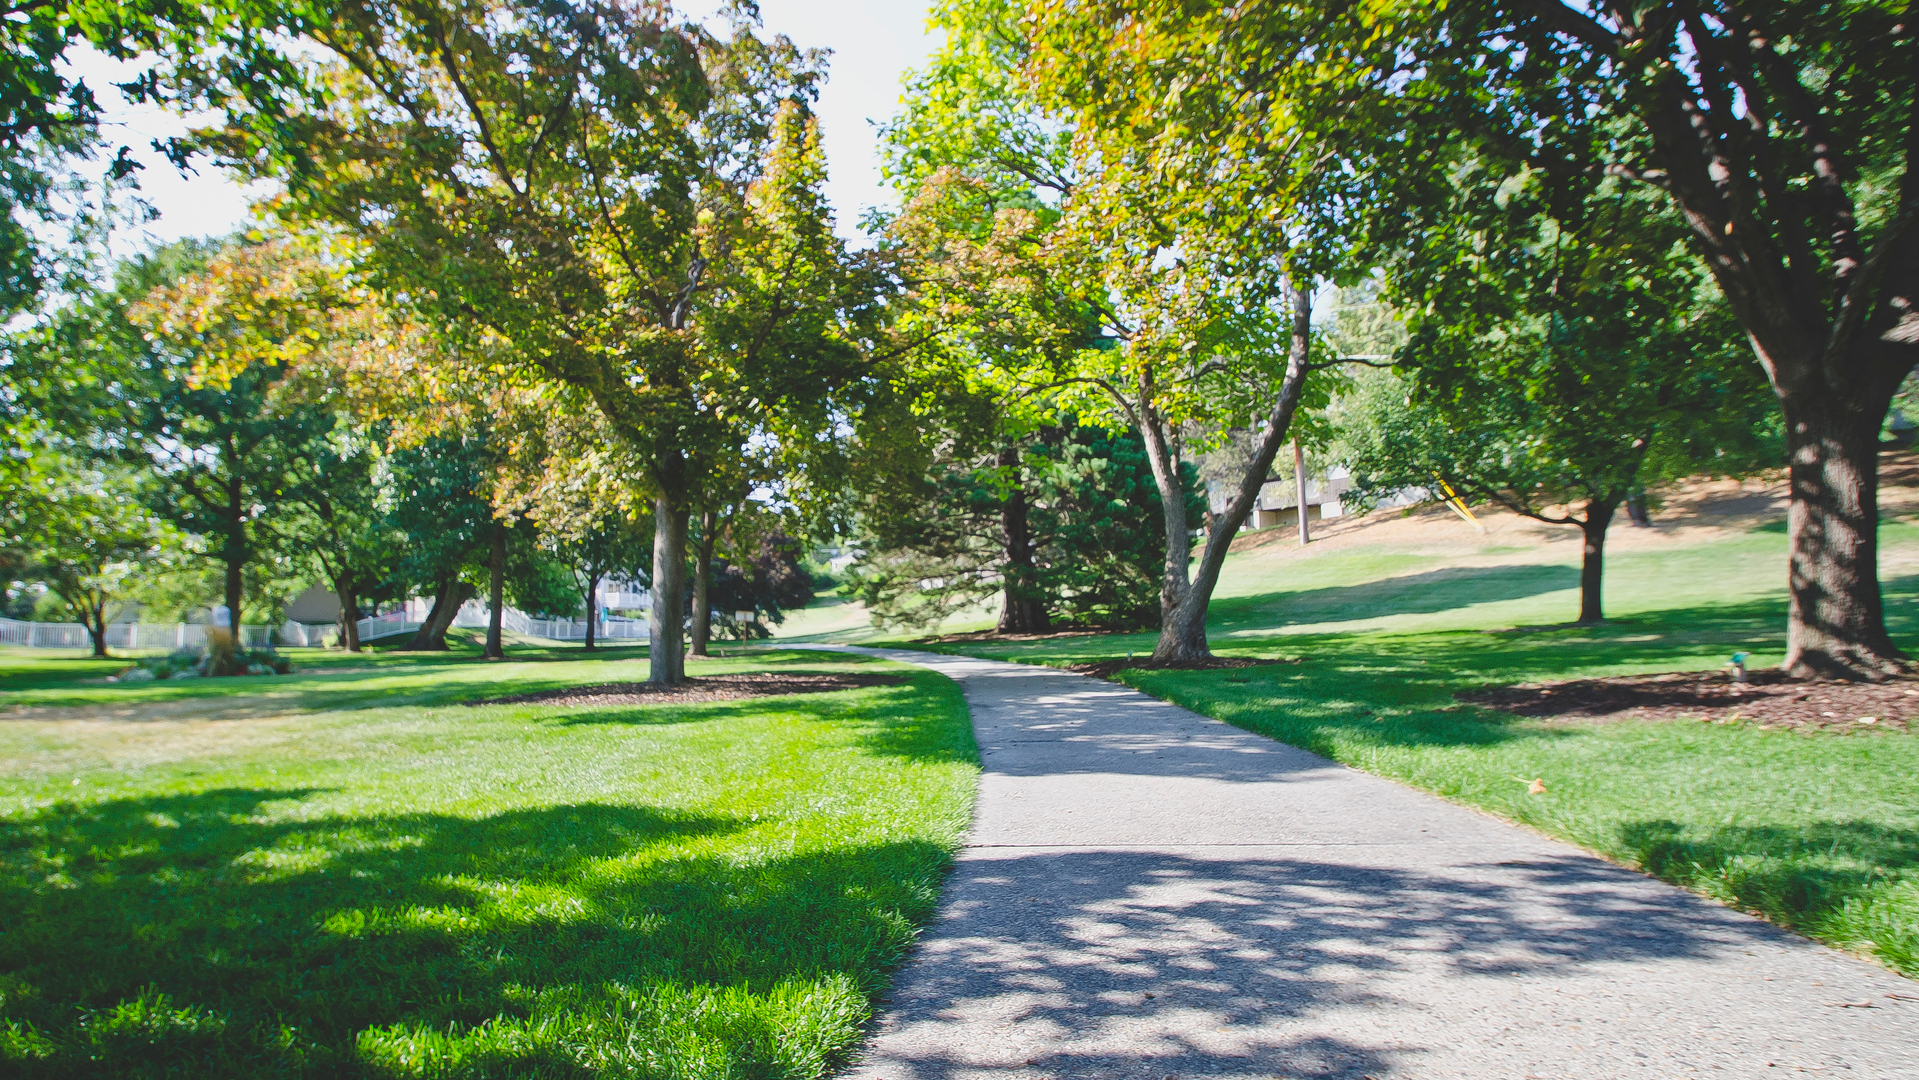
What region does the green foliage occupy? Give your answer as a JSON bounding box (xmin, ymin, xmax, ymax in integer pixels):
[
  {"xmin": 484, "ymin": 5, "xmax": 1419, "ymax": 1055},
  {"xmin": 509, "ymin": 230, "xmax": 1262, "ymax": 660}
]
[
  {"xmin": 380, "ymin": 434, "xmax": 494, "ymax": 602},
  {"xmin": 853, "ymin": 423, "xmax": 1199, "ymax": 631},
  {"xmin": 1029, "ymin": 425, "xmax": 1202, "ymax": 628},
  {"xmin": 0, "ymin": 649, "xmax": 976, "ymax": 1078},
  {"xmin": 1335, "ymin": 164, "xmax": 1775, "ymax": 532}
]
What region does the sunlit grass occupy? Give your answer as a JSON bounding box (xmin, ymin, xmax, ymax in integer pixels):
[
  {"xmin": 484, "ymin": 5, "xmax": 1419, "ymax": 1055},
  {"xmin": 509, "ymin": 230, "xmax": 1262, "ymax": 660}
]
[{"xmin": 0, "ymin": 648, "xmax": 977, "ymax": 1078}]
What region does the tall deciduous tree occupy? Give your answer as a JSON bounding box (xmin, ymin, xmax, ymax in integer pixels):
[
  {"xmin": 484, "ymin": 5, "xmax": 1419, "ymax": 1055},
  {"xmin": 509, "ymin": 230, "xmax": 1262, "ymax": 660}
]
[
  {"xmin": 1120, "ymin": 0, "xmax": 1916, "ymax": 675},
  {"xmin": 203, "ymin": 1, "xmax": 879, "ymax": 686},
  {"xmin": 893, "ymin": 0, "xmax": 1361, "ymax": 661},
  {"xmin": 1338, "ymin": 156, "xmax": 1774, "ymax": 624}
]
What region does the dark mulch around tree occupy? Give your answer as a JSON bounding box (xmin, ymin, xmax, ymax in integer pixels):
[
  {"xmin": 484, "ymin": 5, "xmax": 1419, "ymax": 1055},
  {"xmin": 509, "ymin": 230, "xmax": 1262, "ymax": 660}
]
[
  {"xmin": 1069, "ymin": 656, "xmax": 1303, "ymax": 679},
  {"xmin": 1460, "ymin": 668, "xmax": 1919, "ymax": 733},
  {"xmin": 468, "ymin": 672, "xmax": 908, "ymax": 708}
]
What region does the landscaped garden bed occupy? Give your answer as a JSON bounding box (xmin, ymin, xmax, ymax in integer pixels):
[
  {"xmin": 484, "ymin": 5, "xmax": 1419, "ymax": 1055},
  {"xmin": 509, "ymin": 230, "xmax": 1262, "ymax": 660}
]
[{"xmin": 1461, "ymin": 670, "xmax": 1919, "ymax": 733}]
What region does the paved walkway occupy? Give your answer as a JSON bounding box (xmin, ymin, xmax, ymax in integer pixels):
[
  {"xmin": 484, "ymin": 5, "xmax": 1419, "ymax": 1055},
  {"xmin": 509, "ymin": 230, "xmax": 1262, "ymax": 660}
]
[{"xmin": 807, "ymin": 646, "xmax": 1919, "ymax": 1080}]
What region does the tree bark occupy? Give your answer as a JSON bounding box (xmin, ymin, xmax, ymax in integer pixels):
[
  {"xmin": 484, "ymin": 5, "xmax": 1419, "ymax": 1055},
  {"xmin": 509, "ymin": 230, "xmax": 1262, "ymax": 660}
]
[
  {"xmin": 1577, "ymin": 500, "xmax": 1619, "ymax": 625},
  {"xmin": 85, "ymin": 599, "xmax": 107, "ymax": 657},
  {"xmin": 1141, "ymin": 277, "xmax": 1316, "ymax": 663},
  {"xmin": 690, "ymin": 510, "xmax": 716, "ymax": 656},
  {"xmin": 584, "ymin": 570, "xmax": 601, "ymax": 651},
  {"xmin": 339, "ymin": 587, "xmax": 362, "ymax": 653},
  {"xmin": 648, "ymin": 495, "xmax": 690, "ymax": 686},
  {"xmin": 1780, "ymin": 396, "xmax": 1906, "ymax": 677},
  {"xmin": 484, "ymin": 519, "xmax": 506, "ymax": 659},
  {"xmin": 996, "ymin": 444, "xmax": 1051, "ymax": 635},
  {"xmin": 1293, "ymin": 439, "xmax": 1310, "ymax": 546},
  {"xmin": 1626, "ymin": 491, "xmax": 1652, "ymax": 528},
  {"xmin": 210, "ymin": 549, "xmax": 246, "ymax": 675},
  {"xmin": 403, "ymin": 575, "xmax": 472, "ymax": 651}
]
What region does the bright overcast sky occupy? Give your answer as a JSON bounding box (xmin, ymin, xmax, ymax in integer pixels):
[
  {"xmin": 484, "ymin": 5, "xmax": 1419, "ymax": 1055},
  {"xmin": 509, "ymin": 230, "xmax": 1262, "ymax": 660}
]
[{"xmin": 66, "ymin": 0, "xmax": 942, "ymax": 255}]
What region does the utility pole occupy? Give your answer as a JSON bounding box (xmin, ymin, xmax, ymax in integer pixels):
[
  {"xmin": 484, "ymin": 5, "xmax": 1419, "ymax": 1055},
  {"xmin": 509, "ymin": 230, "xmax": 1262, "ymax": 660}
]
[{"xmin": 1293, "ymin": 439, "xmax": 1310, "ymax": 545}]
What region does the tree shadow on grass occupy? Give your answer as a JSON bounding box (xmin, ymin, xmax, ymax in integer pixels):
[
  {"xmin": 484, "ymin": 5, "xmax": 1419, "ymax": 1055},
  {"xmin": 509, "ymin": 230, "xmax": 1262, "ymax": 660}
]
[
  {"xmin": 1616, "ymin": 818, "xmax": 1919, "ymax": 974},
  {"xmin": 1207, "ymin": 562, "xmax": 1581, "ymax": 634},
  {"xmin": 3, "ymin": 650, "xmax": 898, "ymax": 720},
  {"xmin": 0, "ymin": 787, "xmax": 954, "ymax": 1078},
  {"xmin": 545, "ymin": 676, "xmax": 980, "ymax": 768}
]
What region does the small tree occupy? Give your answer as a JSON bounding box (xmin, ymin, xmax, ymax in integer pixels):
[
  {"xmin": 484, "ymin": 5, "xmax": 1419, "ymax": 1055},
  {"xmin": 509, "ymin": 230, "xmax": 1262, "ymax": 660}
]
[
  {"xmin": 382, "ymin": 433, "xmax": 494, "ymax": 651},
  {"xmin": 14, "ymin": 458, "xmax": 169, "ymax": 655}
]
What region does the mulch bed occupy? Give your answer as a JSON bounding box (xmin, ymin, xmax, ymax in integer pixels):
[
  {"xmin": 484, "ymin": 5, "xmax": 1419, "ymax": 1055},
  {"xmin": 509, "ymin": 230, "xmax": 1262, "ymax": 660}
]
[
  {"xmin": 1068, "ymin": 656, "xmax": 1301, "ymax": 679},
  {"xmin": 1460, "ymin": 668, "xmax": 1919, "ymax": 733},
  {"xmin": 468, "ymin": 672, "xmax": 907, "ymax": 708}
]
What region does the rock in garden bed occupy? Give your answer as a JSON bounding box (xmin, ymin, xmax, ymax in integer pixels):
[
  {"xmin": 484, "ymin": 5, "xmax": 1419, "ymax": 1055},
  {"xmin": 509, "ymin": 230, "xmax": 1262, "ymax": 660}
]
[
  {"xmin": 467, "ymin": 671, "xmax": 907, "ymax": 708},
  {"xmin": 1459, "ymin": 669, "xmax": 1919, "ymax": 732}
]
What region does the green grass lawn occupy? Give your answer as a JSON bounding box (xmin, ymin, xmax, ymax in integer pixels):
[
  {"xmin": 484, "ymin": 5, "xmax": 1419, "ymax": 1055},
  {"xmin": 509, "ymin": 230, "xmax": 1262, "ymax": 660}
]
[
  {"xmin": 0, "ymin": 645, "xmax": 977, "ymax": 1078},
  {"xmin": 909, "ymin": 518, "xmax": 1919, "ymax": 977}
]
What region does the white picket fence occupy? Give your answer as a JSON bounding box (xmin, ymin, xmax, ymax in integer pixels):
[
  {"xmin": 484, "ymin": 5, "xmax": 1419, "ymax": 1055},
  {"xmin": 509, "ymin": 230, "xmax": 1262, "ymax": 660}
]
[
  {"xmin": 0, "ymin": 608, "xmax": 646, "ymax": 652},
  {"xmin": 0, "ymin": 618, "xmax": 292, "ymax": 651},
  {"xmin": 349, "ymin": 603, "xmax": 649, "ymax": 644}
]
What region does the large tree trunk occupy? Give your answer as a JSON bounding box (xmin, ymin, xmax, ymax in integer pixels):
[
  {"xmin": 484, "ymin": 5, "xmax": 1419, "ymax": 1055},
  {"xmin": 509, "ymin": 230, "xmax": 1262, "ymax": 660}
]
[
  {"xmin": 339, "ymin": 588, "xmax": 362, "ymax": 653},
  {"xmin": 690, "ymin": 510, "xmax": 716, "ymax": 657},
  {"xmin": 996, "ymin": 444, "xmax": 1051, "ymax": 635},
  {"xmin": 1576, "ymin": 500, "xmax": 1618, "ymax": 625},
  {"xmin": 209, "ymin": 548, "xmax": 246, "ymax": 675},
  {"xmin": 1141, "ymin": 278, "xmax": 1316, "ymax": 663},
  {"xmin": 85, "ymin": 598, "xmax": 108, "ymax": 658},
  {"xmin": 404, "ymin": 575, "xmax": 472, "ymax": 651},
  {"xmin": 484, "ymin": 520, "xmax": 506, "ymax": 659},
  {"xmin": 648, "ymin": 495, "xmax": 690, "ymax": 686},
  {"xmin": 1780, "ymin": 396, "xmax": 1906, "ymax": 677},
  {"xmin": 584, "ymin": 571, "xmax": 601, "ymax": 651}
]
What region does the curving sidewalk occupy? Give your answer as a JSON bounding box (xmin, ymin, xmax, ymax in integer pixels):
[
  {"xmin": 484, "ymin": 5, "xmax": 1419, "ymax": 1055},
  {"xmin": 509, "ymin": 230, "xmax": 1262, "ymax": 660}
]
[{"xmin": 804, "ymin": 645, "xmax": 1919, "ymax": 1080}]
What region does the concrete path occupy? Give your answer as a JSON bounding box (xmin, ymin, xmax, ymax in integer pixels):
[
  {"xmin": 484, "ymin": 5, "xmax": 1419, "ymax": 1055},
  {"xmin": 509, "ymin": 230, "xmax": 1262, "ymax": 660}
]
[{"xmin": 809, "ymin": 645, "xmax": 1919, "ymax": 1080}]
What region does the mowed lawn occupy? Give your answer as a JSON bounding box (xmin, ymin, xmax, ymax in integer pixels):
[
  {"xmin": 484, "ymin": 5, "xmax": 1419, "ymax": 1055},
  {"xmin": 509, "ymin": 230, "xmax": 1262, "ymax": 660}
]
[
  {"xmin": 909, "ymin": 516, "xmax": 1919, "ymax": 977},
  {"xmin": 0, "ymin": 645, "xmax": 977, "ymax": 1079}
]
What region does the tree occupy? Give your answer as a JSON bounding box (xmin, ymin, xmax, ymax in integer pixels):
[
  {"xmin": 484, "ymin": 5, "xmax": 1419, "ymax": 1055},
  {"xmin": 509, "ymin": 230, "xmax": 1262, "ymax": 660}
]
[
  {"xmin": 12, "ymin": 456, "xmax": 169, "ymax": 655},
  {"xmin": 851, "ymin": 418, "xmax": 1198, "ymax": 632},
  {"xmin": 1148, "ymin": 0, "xmax": 1916, "ymax": 675},
  {"xmin": 205, "ymin": 1, "xmax": 881, "ymax": 686},
  {"xmin": 382, "ymin": 432, "xmax": 494, "ymax": 652},
  {"xmin": 1336, "ymin": 152, "xmax": 1775, "ymax": 624},
  {"xmin": 285, "ymin": 426, "xmax": 398, "ymax": 652},
  {"xmin": 0, "ymin": 0, "xmax": 303, "ymax": 320},
  {"xmin": 10, "ymin": 238, "xmax": 340, "ymax": 670},
  {"xmin": 888, "ymin": 0, "xmax": 1363, "ymax": 663}
]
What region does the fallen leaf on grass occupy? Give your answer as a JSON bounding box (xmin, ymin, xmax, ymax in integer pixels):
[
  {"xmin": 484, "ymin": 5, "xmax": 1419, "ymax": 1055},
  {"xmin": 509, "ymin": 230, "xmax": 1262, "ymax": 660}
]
[{"xmin": 1527, "ymin": 778, "xmax": 1547, "ymax": 794}]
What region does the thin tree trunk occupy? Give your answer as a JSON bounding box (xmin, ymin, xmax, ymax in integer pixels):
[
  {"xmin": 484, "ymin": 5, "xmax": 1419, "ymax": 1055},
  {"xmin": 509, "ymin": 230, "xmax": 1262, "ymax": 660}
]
[
  {"xmin": 996, "ymin": 444, "xmax": 1051, "ymax": 635},
  {"xmin": 1293, "ymin": 439, "xmax": 1310, "ymax": 546},
  {"xmin": 1780, "ymin": 396, "xmax": 1906, "ymax": 677},
  {"xmin": 484, "ymin": 520, "xmax": 506, "ymax": 659},
  {"xmin": 86, "ymin": 599, "xmax": 107, "ymax": 658},
  {"xmin": 1577, "ymin": 500, "xmax": 1618, "ymax": 625},
  {"xmin": 212, "ymin": 548, "xmax": 246, "ymax": 675},
  {"xmin": 1626, "ymin": 491, "xmax": 1652, "ymax": 527},
  {"xmin": 1142, "ymin": 277, "xmax": 1317, "ymax": 663},
  {"xmin": 648, "ymin": 494, "xmax": 690, "ymax": 686},
  {"xmin": 340, "ymin": 588, "xmax": 362, "ymax": 652},
  {"xmin": 584, "ymin": 570, "xmax": 601, "ymax": 651},
  {"xmin": 690, "ymin": 510, "xmax": 716, "ymax": 656}
]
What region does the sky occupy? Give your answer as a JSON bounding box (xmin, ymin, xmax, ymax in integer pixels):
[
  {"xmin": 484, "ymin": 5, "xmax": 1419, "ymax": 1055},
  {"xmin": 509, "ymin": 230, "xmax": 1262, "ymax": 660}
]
[{"xmin": 65, "ymin": 0, "xmax": 942, "ymax": 254}]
